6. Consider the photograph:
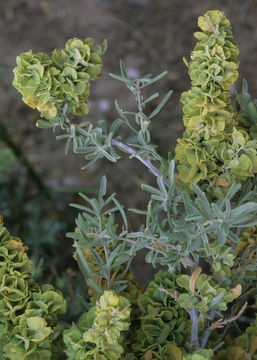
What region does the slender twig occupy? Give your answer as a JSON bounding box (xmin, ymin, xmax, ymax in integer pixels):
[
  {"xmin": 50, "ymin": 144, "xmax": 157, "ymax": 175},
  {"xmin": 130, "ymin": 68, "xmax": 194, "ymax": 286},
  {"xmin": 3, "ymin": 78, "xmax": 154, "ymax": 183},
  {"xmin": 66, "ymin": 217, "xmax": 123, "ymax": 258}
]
[
  {"xmin": 111, "ymin": 138, "xmax": 170, "ymax": 186},
  {"xmin": 209, "ymin": 302, "xmax": 248, "ymax": 331},
  {"xmin": 76, "ymin": 231, "xmax": 176, "ymax": 257},
  {"xmin": 159, "ymin": 287, "xmax": 179, "ymax": 301},
  {"xmin": 0, "ymin": 121, "xmax": 47, "ymax": 192}
]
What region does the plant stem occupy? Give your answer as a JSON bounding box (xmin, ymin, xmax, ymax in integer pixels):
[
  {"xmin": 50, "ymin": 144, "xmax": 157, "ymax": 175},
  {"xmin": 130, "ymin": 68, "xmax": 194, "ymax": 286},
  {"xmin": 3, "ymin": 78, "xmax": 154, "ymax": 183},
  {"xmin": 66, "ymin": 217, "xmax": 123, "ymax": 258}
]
[
  {"xmin": 0, "ymin": 120, "xmax": 47, "ymax": 193},
  {"xmin": 201, "ymin": 309, "xmax": 215, "ymax": 349},
  {"xmin": 111, "ymin": 138, "xmax": 170, "ymax": 187},
  {"xmin": 189, "ymin": 308, "xmax": 199, "ymax": 350},
  {"xmin": 201, "ymin": 328, "xmax": 211, "ymax": 349}
]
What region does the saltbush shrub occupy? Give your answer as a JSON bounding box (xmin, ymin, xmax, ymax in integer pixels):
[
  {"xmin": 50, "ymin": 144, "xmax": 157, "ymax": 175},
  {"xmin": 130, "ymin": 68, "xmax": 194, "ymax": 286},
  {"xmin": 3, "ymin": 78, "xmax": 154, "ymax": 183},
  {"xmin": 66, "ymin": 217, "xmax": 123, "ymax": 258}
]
[{"xmin": 1, "ymin": 9, "xmax": 257, "ymax": 360}]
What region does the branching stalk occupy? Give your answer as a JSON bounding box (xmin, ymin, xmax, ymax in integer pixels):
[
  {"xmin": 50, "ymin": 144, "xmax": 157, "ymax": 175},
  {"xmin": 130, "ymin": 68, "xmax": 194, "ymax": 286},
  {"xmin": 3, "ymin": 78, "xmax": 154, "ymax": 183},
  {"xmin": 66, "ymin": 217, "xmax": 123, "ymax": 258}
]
[
  {"xmin": 189, "ymin": 308, "xmax": 199, "ymax": 350},
  {"xmin": 200, "ymin": 309, "xmax": 216, "ymax": 349},
  {"xmin": 111, "ymin": 138, "xmax": 170, "ymax": 186}
]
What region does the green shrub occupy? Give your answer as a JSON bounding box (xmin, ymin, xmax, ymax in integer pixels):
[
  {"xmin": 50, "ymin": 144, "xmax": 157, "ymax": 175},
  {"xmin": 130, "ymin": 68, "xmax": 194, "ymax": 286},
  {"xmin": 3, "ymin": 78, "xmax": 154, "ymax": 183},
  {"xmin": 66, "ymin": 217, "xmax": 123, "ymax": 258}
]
[
  {"xmin": 7, "ymin": 9, "xmax": 257, "ymax": 360},
  {"xmin": 0, "ymin": 217, "xmax": 66, "ymax": 359}
]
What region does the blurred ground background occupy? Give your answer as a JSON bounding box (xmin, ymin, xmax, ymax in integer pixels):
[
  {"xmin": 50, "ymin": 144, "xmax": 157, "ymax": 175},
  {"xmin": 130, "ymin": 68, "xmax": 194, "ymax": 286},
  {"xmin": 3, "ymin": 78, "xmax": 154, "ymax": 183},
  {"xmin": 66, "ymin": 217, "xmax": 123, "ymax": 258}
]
[{"xmin": 0, "ymin": 0, "xmax": 257, "ymax": 322}]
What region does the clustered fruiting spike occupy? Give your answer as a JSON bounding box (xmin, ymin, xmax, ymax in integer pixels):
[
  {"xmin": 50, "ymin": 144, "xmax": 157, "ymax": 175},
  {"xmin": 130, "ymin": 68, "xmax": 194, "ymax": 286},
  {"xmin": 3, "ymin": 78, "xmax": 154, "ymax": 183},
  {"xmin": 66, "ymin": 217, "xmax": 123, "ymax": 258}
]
[
  {"xmin": 183, "ymin": 349, "xmax": 214, "ymax": 360},
  {"xmin": 210, "ymin": 244, "xmax": 235, "ymax": 285},
  {"xmin": 62, "ymin": 307, "xmax": 96, "ymax": 359},
  {"xmin": 233, "ymin": 226, "xmax": 257, "ymax": 288},
  {"xmin": 64, "ymin": 290, "xmax": 131, "ymax": 360},
  {"xmin": 235, "ymin": 225, "xmax": 257, "ymax": 254},
  {"xmin": 131, "ymin": 271, "xmax": 189, "ymax": 359},
  {"xmin": 13, "ymin": 38, "xmax": 105, "ymax": 119},
  {"xmin": 0, "ymin": 216, "xmax": 66, "ymax": 359},
  {"xmin": 175, "ymin": 10, "xmax": 257, "ymax": 197},
  {"xmin": 176, "ymin": 272, "xmax": 241, "ymax": 313}
]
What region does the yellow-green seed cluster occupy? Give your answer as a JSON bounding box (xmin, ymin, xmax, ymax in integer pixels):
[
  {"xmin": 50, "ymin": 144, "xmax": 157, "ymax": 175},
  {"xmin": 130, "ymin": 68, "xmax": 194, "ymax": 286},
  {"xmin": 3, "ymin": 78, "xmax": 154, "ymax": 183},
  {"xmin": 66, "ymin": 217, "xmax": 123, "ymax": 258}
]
[
  {"xmin": 0, "ymin": 217, "xmax": 66, "ymax": 359},
  {"xmin": 13, "ymin": 38, "xmax": 104, "ymax": 119},
  {"xmin": 132, "ymin": 271, "xmax": 188, "ymax": 358},
  {"xmin": 64, "ymin": 290, "xmax": 131, "ymax": 360},
  {"xmin": 175, "ymin": 11, "xmax": 257, "ymax": 197}
]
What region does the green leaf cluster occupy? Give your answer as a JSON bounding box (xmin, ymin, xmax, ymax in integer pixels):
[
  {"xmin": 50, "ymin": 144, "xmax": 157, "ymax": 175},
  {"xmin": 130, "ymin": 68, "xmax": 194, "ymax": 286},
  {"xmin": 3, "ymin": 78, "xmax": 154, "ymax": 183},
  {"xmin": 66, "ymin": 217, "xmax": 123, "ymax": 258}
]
[
  {"xmin": 233, "ymin": 225, "xmax": 257, "ymax": 289},
  {"xmin": 176, "ymin": 272, "xmax": 240, "ymax": 312},
  {"xmin": 63, "ymin": 307, "xmax": 96, "ymax": 360},
  {"xmin": 64, "ymin": 290, "xmax": 131, "ymax": 360},
  {"xmin": 175, "ymin": 10, "xmax": 257, "ymax": 197},
  {"xmin": 236, "ymin": 79, "xmax": 257, "ymax": 140},
  {"xmin": 67, "ymin": 177, "xmax": 136, "ymax": 300},
  {"xmin": 132, "ymin": 271, "xmax": 188, "ymax": 359},
  {"xmin": 13, "ymin": 38, "xmax": 106, "ymax": 119},
  {"xmin": 183, "ymin": 349, "xmax": 213, "ymax": 360},
  {"xmin": 0, "ymin": 217, "xmax": 66, "ymax": 359}
]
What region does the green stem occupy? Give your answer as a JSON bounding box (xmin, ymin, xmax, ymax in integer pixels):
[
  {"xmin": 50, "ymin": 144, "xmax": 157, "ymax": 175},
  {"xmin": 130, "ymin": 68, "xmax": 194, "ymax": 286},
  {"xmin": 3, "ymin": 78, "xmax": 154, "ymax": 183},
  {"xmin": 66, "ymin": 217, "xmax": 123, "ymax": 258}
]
[{"xmin": 0, "ymin": 121, "xmax": 47, "ymax": 193}]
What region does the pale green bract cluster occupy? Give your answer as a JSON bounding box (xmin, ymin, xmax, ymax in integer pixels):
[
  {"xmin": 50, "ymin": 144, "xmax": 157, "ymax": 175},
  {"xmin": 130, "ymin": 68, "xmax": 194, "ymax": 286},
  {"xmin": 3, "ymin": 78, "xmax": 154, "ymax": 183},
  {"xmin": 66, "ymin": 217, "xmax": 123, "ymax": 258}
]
[
  {"xmin": 132, "ymin": 271, "xmax": 188, "ymax": 358},
  {"xmin": 176, "ymin": 272, "xmax": 241, "ymax": 313},
  {"xmin": 13, "ymin": 38, "xmax": 105, "ymax": 119},
  {"xmin": 183, "ymin": 349, "xmax": 213, "ymax": 360},
  {"xmin": 175, "ymin": 10, "xmax": 257, "ymax": 197},
  {"xmin": 64, "ymin": 290, "xmax": 131, "ymax": 360},
  {"xmin": 0, "ymin": 217, "xmax": 66, "ymax": 359}
]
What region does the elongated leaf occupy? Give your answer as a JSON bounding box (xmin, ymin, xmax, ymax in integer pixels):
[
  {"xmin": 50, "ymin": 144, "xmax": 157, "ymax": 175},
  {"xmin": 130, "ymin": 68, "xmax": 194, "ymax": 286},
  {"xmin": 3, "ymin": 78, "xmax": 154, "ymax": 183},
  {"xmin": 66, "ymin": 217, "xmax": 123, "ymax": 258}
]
[
  {"xmin": 76, "ymin": 213, "xmax": 90, "ymax": 231},
  {"xmin": 81, "ymin": 212, "xmax": 99, "ymax": 227},
  {"xmin": 109, "ymin": 249, "xmax": 129, "ymax": 270},
  {"xmin": 87, "ymin": 279, "xmax": 104, "ymax": 295},
  {"xmin": 82, "ymin": 153, "xmax": 102, "ymax": 170},
  {"xmin": 119, "ymin": 59, "xmax": 128, "ymax": 78},
  {"xmin": 90, "ymin": 248, "xmax": 105, "ymax": 267},
  {"xmin": 106, "ymin": 245, "xmax": 122, "ymax": 268},
  {"xmin": 142, "ymin": 92, "xmax": 159, "ymax": 106},
  {"xmin": 217, "ymin": 227, "xmax": 226, "ymax": 245},
  {"xmin": 168, "ymin": 160, "xmax": 175, "ymax": 186},
  {"xmin": 70, "ymin": 203, "xmax": 95, "ymax": 215},
  {"xmin": 113, "ymin": 197, "xmax": 128, "ymax": 232},
  {"xmin": 79, "ymin": 192, "xmax": 91, "ymax": 203},
  {"xmin": 149, "ymin": 90, "xmax": 173, "ymax": 119},
  {"xmin": 228, "ymin": 230, "xmax": 240, "ymax": 243},
  {"xmin": 231, "ymin": 202, "xmax": 257, "ymax": 219},
  {"xmin": 141, "ymin": 71, "xmax": 168, "ymax": 88},
  {"xmin": 110, "ymin": 118, "xmax": 124, "ymax": 134},
  {"xmin": 65, "ymin": 137, "xmax": 71, "ymax": 155},
  {"xmin": 36, "ymin": 119, "xmax": 54, "ymax": 129},
  {"xmin": 142, "ymin": 184, "xmax": 163, "ymax": 196},
  {"xmin": 211, "ymin": 203, "xmax": 224, "ymax": 219},
  {"xmin": 56, "ymin": 134, "xmax": 70, "ymax": 141},
  {"xmin": 128, "ymin": 208, "xmax": 147, "ymax": 215},
  {"xmin": 98, "ymin": 176, "xmax": 107, "ymax": 206},
  {"xmin": 192, "ymin": 184, "xmax": 212, "ymax": 217},
  {"xmin": 108, "ymin": 73, "xmax": 127, "ymax": 82},
  {"xmin": 157, "ymin": 176, "xmax": 168, "ymax": 196},
  {"xmin": 247, "ymin": 102, "xmax": 257, "ymax": 122},
  {"xmin": 74, "ymin": 241, "xmax": 93, "ymax": 279},
  {"xmin": 210, "ymin": 292, "xmax": 225, "ymax": 309}
]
